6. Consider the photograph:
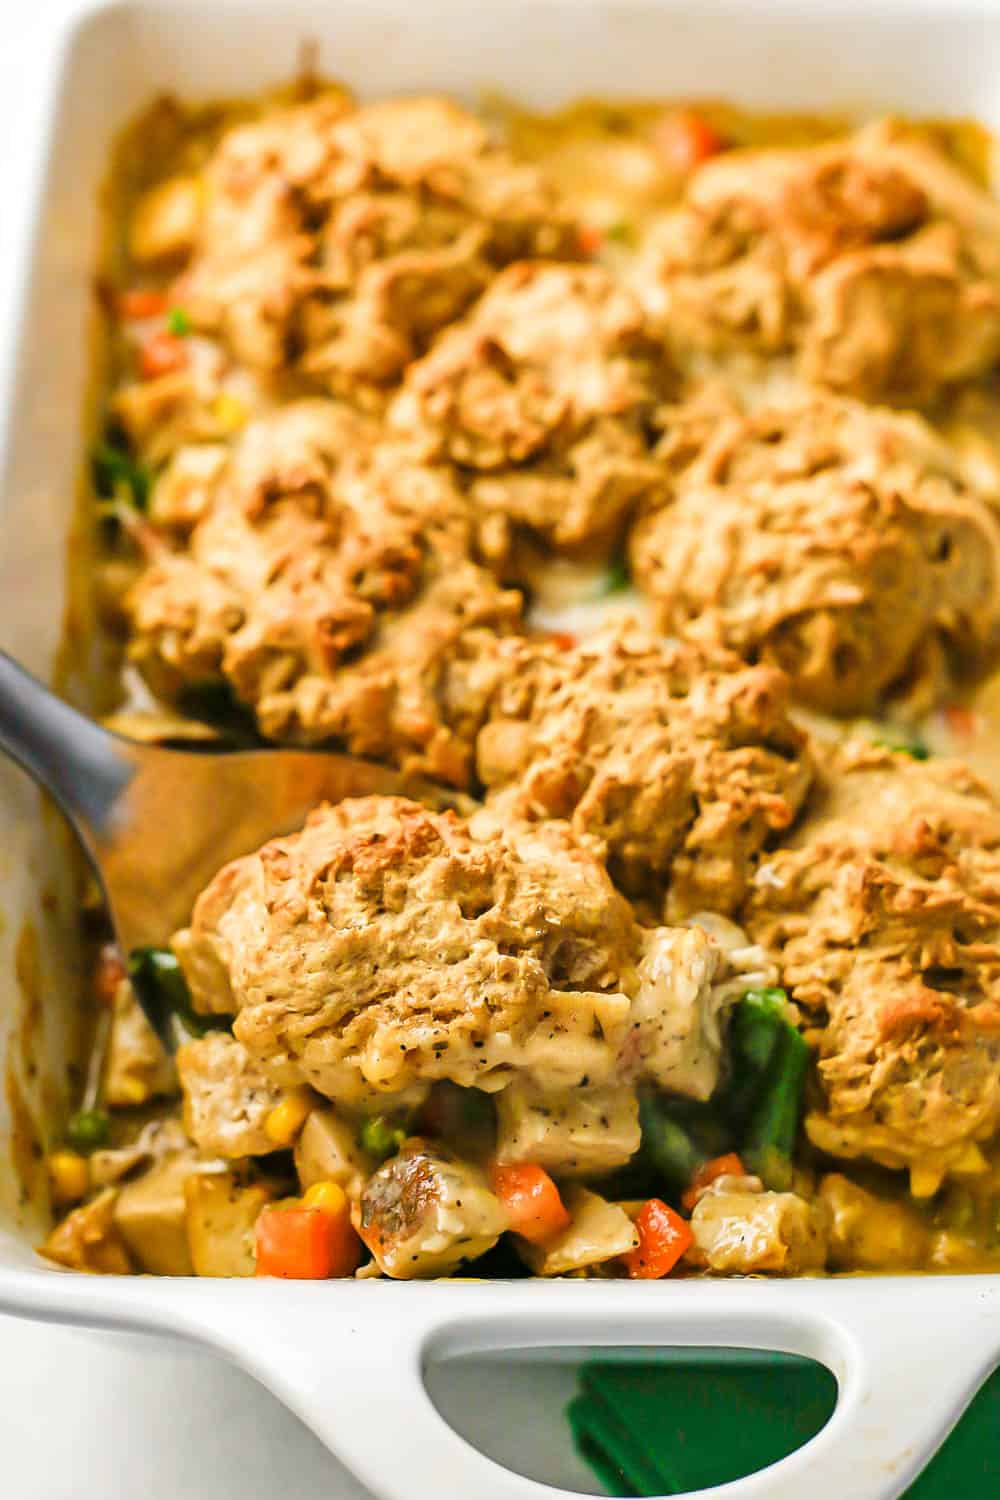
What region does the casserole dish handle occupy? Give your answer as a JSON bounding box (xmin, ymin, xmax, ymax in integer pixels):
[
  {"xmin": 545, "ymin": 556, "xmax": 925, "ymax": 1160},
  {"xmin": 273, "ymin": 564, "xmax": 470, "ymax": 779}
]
[
  {"xmin": 194, "ymin": 1276, "xmax": 999, "ymax": 1500},
  {"xmin": 2, "ymin": 1272, "xmax": 996, "ymax": 1500}
]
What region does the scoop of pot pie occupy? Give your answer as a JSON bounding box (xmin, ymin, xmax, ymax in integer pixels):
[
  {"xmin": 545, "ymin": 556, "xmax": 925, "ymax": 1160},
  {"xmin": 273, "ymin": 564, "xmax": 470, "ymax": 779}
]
[{"xmin": 172, "ymin": 795, "xmax": 764, "ymax": 1110}]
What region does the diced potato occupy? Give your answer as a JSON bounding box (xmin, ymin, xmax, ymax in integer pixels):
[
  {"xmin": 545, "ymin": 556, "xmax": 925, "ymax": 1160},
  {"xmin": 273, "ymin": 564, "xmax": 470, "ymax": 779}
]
[
  {"xmin": 357, "ymin": 1141, "xmax": 506, "ymax": 1279},
  {"xmin": 495, "ymin": 1082, "xmax": 639, "ymax": 1177},
  {"xmin": 819, "ymin": 1174, "xmax": 930, "ymax": 1271},
  {"xmin": 177, "ymin": 1033, "xmax": 286, "ymax": 1157},
  {"xmin": 185, "ymin": 1171, "xmax": 273, "ymax": 1277},
  {"xmin": 129, "ymin": 175, "xmax": 202, "ymax": 264},
  {"xmin": 103, "ymin": 980, "xmax": 177, "ymax": 1108},
  {"xmin": 688, "ymin": 1179, "xmax": 828, "ymax": 1275},
  {"xmin": 516, "ymin": 1187, "xmax": 638, "ymax": 1276},
  {"xmin": 113, "ymin": 1154, "xmax": 204, "ymax": 1275},
  {"xmin": 39, "ymin": 1189, "xmax": 133, "ymax": 1274},
  {"xmin": 295, "ymin": 1107, "xmax": 375, "ymax": 1200}
]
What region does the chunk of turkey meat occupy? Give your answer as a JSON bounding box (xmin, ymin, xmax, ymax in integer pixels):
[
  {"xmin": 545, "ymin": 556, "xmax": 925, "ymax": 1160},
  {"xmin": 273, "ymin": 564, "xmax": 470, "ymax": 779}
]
[
  {"xmin": 494, "ymin": 1082, "xmax": 640, "ymax": 1177},
  {"xmin": 643, "ymin": 118, "xmax": 1000, "ymax": 404},
  {"xmin": 357, "ymin": 1140, "xmax": 507, "ymax": 1277},
  {"xmin": 630, "ymin": 394, "xmax": 1000, "ymax": 715},
  {"xmin": 390, "ymin": 262, "xmax": 677, "ymax": 554},
  {"xmin": 127, "ymin": 401, "xmax": 522, "ymax": 786},
  {"xmin": 746, "ymin": 743, "xmax": 1000, "ymax": 1184},
  {"xmin": 172, "ymin": 795, "xmax": 763, "ymax": 1110},
  {"xmin": 168, "ymin": 94, "xmax": 577, "ymax": 401},
  {"xmin": 176, "ymin": 1032, "xmax": 287, "ymax": 1157},
  {"xmin": 475, "ymin": 621, "xmax": 812, "ymax": 915}
]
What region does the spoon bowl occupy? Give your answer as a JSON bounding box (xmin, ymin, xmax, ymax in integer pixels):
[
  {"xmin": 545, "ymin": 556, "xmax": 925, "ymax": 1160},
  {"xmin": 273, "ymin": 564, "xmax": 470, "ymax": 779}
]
[{"xmin": 0, "ymin": 651, "xmax": 459, "ymax": 1046}]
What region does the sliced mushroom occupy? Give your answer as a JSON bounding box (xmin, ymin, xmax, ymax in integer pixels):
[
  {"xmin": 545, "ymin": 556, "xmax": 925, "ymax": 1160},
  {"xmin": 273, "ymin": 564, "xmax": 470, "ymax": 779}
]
[{"xmin": 39, "ymin": 1189, "xmax": 133, "ymax": 1275}]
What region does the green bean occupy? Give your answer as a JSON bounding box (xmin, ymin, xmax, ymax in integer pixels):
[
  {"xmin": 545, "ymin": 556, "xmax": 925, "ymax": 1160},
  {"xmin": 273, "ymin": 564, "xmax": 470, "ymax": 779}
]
[
  {"xmin": 872, "ymin": 733, "xmax": 930, "ymax": 761},
  {"xmin": 639, "ymin": 1094, "xmax": 702, "ymax": 1188},
  {"xmin": 92, "ymin": 439, "xmax": 151, "ymax": 510},
  {"xmin": 597, "ymin": 556, "xmax": 630, "ymax": 595},
  {"xmin": 741, "ymin": 1024, "xmax": 809, "ymax": 1190},
  {"xmin": 128, "ymin": 946, "xmax": 228, "ymax": 1041}
]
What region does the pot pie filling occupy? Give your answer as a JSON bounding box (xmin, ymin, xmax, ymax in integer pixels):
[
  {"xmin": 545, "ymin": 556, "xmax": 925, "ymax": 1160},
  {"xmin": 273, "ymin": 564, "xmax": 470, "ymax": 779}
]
[{"xmin": 40, "ymin": 85, "xmax": 1000, "ymax": 1280}]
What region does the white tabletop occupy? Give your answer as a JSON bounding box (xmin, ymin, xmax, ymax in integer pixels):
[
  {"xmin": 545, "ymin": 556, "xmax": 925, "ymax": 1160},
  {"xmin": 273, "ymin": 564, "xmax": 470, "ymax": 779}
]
[
  {"xmin": 0, "ymin": 1314, "xmax": 601, "ymax": 1500},
  {"xmin": 0, "ymin": 1316, "xmax": 370, "ymax": 1500}
]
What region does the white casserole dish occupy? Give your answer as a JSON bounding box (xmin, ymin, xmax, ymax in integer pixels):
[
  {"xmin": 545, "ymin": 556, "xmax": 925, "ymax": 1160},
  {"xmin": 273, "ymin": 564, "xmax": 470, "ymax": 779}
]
[{"xmin": 0, "ymin": 2, "xmax": 998, "ymax": 1496}]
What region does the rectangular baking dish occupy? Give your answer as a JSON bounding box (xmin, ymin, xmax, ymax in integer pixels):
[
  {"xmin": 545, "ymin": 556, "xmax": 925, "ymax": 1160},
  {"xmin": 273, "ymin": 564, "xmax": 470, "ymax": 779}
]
[{"xmin": 0, "ymin": 3, "xmax": 998, "ymax": 1498}]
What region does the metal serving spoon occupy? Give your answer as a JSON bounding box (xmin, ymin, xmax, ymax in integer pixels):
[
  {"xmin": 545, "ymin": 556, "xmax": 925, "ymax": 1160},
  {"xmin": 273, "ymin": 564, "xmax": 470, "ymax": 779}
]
[{"xmin": 0, "ymin": 650, "xmax": 456, "ymax": 1047}]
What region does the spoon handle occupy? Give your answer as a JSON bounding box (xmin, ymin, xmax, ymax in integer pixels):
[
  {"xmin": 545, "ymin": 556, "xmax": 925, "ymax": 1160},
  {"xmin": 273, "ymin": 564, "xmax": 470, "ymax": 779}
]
[{"xmin": 0, "ymin": 650, "xmax": 131, "ymax": 842}]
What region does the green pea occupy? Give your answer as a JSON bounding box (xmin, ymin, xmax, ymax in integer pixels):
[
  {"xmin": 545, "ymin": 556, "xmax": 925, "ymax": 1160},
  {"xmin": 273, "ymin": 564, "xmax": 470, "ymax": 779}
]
[
  {"xmin": 360, "ymin": 1115, "xmax": 407, "ymax": 1161},
  {"xmin": 66, "ymin": 1109, "xmax": 111, "ymax": 1152},
  {"xmin": 166, "ymin": 306, "xmax": 192, "ymax": 336}
]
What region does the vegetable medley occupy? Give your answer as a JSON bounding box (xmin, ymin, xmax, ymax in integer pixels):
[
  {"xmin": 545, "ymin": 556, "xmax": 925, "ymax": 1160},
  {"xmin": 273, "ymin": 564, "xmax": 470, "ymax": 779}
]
[{"xmin": 41, "ymin": 82, "xmax": 1000, "ymax": 1280}]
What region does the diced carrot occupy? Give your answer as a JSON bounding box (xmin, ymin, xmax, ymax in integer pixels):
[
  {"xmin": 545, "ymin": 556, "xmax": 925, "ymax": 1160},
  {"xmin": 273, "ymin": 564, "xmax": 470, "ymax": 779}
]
[
  {"xmin": 492, "ymin": 1162, "xmax": 571, "ymax": 1245},
  {"xmin": 94, "ymin": 943, "xmax": 126, "ymax": 1006},
  {"xmin": 139, "ymin": 331, "xmax": 187, "ymax": 380},
  {"xmin": 549, "ymin": 630, "xmax": 578, "ymax": 651},
  {"xmin": 577, "ymin": 225, "xmax": 604, "ymax": 257},
  {"xmin": 943, "ymin": 703, "xmax": 976, "ymax": 740},
  {"xmin": 255, "ymin": 1205, "xmax": 361, "ymax": 1279},
  {"xmin": 621, "ymin": 1198, "xmax": 693, "ymax": 1279},
  {"xmin": 118, "ymin": 288, "xmax": 169, "ymax": 319},
  {"xmin": 654, "ymin": 110, "xmax": 726, "ymax": 175},
  {"xmin": 681, "ymin": 1152, "xmax": 745, "ymax": 1212}
]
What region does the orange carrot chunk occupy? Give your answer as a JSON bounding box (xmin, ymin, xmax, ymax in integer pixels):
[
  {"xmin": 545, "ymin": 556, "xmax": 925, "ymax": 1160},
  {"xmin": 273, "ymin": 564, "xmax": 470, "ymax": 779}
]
[
  {"xmin": 577, "ymin": 225, "xmax": 604, "ymax": 257},
  {"xmin": 654, "ymin": 110, "xmax": 726, "ymax": 174},
  {"xmin": 255, "ymin": 1205, "xmax": 360, "ymax": 1279},
  {"xmin": 622, "ymin": 1198, "xmax": 693, "ymax": 1279},
  {"xmin": 943, "ymin": 703, "xmax": 976, "ymax": 740},
  {"xmin": 118, "ymin": 288, "xmax": 169, "ymax": 319},
  {"xmin": 94, "ymin": 942, "xmax": 127, "ymax": 1006},
  {"xmin": 139, "ymin": 330, "xmax": 187, "ymax": 380},
  {"xmin": 681, "ymin": 1152, "xmax": 746, "ymax": 1213},
  {"xmin": 492, "ymin": 1162, "xmax": 571, "ymax": 1245}
]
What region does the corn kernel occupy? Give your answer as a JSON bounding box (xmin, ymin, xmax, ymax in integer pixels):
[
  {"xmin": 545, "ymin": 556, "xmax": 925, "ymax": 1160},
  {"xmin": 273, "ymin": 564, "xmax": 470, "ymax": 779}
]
[
  {"xmin": 48, "ymin": 1150, "xmax": 90, "ymax": 1204},
  {"xmin": 302, "ymin": 1180, "xmax": 348, "ymax": 1217},
  {"xmin": 115, "ymin": 1075, "xmax": 150, "ymax": 1106},
  {"xmin": 951, "ymin": 1143, "xmax": 989, "ymax": 1177},
  {"xmin": 211, "ymin": 392, "xmax": 247, "ymax": 433},
  {"xmin": 264, "ymin": 1090, "xmax": 312, "ymax": 1147},
  {"xmin": 909, "ymin": 1164, "xmax": 944, "ymax": 1199}
]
